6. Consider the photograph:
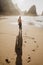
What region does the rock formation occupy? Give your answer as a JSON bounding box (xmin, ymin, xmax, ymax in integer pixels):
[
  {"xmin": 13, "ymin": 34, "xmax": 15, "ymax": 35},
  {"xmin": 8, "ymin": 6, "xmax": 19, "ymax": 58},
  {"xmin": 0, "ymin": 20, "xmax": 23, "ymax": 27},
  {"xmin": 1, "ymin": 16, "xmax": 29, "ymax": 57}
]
[
  {"xmin": 24, "ymin": 5, "xmax": 37, "ymax": 16},
  {"xmin": 0, "ymin": 0, "xmax": 20, "ymax": 15},
  {"xmin": 41, "ymin": 11, "xmax": 43, "ymax": 16}
]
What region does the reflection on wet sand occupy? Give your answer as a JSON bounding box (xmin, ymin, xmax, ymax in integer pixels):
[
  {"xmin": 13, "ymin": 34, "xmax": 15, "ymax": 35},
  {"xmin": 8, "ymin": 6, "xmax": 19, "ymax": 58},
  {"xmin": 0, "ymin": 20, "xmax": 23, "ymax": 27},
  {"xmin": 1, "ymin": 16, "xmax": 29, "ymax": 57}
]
[{"xmin": 15, "ymin": 29, "xmax": 23, "ymax": 65}]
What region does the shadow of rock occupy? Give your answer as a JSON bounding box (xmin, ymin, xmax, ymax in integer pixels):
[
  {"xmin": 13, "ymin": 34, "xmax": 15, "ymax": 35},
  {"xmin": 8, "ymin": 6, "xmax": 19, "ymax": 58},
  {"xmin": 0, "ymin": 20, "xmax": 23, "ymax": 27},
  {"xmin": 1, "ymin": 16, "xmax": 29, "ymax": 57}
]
[{"xmin": 15, "ymin": 29, "xmax": 23, "ymax": 65}]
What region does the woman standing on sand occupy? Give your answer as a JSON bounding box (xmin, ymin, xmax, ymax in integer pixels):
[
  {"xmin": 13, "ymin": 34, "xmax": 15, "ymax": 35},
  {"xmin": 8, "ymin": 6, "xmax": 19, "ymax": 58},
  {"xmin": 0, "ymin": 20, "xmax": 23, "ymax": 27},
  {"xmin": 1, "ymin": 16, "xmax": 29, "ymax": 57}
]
[{"xmin": 18, "ymin": 16, "xmax": 22, "ymax": 30}]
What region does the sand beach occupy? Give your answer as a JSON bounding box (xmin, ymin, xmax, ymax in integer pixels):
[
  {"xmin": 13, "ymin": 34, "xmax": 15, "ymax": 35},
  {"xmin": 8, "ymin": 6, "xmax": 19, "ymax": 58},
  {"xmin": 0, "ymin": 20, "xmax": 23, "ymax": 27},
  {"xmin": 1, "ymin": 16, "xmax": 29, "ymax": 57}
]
[{"xmin": 0, "ymin": 16, "xmax": 43, "ymax": 65}]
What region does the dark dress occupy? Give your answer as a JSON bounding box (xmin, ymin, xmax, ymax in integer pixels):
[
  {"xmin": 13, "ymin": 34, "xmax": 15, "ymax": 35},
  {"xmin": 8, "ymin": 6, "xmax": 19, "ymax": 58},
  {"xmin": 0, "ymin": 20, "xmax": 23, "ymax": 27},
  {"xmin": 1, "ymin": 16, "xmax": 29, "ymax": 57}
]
[{"xmin": 19, "ymin": 22, "xmax": 22, "ymax": 29}]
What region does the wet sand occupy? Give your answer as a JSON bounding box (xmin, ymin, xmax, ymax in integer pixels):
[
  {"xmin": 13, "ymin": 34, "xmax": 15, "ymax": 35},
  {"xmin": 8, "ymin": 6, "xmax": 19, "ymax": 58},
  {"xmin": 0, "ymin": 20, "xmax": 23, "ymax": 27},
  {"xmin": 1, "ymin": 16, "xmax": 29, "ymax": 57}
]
[{"xmin": 0, "ymin": 16, "xmax": 43, "ymax": 65}]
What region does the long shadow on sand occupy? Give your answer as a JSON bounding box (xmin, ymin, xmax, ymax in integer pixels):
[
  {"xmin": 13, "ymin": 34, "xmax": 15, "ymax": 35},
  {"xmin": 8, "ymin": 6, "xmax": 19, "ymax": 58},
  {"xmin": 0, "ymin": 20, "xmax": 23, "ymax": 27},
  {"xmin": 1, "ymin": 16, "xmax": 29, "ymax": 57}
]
[{"xmin": 15, "ymin": 29, "xmax": 23, "ymax": 65}]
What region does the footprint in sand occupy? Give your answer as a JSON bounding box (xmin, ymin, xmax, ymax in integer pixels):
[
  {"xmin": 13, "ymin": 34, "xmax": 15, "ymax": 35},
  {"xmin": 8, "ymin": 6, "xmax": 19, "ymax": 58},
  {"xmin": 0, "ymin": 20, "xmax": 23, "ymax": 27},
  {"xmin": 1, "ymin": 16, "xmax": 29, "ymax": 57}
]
[
  {"xmin": 37, "ymin": 45, "xmax": 39, "ymax": 48},
  {"xmin": 34, "ymin": 41, "xmax": 37, "ymax": 43},
  {"xmin": 32, "ymin": 44, "xmax": 39, "ymax": 52},
  {"xmin": 32, "ymin": 37, "xmax": 35, "ymax": 40},
  {"xmin": 32, "ymin": 49, "xmax": 35, "ymax": 52},
  {"xmin": 5, "ymin": 59, "xmax": 10, "ymax": 64},
  {"xmin": 27, "ymin": 55, "xmax": 31, "ymax": 63},
  {"xmin": 24, "ymin": 40, "xmax": 27, "ymax": 43}
]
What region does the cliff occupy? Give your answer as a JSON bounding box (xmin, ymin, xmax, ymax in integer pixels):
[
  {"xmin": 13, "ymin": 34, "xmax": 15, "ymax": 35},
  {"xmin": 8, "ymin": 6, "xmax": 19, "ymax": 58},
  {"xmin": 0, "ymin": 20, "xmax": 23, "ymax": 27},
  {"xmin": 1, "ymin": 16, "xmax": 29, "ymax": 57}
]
[{"xmin": 0, "ymin": 0, "xmax": 20, "ymax": 15}]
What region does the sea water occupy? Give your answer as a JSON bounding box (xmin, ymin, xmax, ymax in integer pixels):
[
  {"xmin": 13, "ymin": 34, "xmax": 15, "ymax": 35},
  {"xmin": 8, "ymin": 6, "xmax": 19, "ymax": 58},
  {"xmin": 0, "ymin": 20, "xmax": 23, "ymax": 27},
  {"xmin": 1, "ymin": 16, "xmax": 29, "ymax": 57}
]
[{"xmin": 0, "ymin": 16, "xmax": 43, "ymax": 28}]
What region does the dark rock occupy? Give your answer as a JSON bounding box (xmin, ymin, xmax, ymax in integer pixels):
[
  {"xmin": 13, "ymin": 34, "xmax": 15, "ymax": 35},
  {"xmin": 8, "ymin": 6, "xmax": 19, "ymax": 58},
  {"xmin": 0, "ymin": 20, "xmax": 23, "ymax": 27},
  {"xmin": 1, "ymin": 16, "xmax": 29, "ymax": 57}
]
[{"xmin": 24, "ymin": 5, "xmax": 37, "ymax": 16}]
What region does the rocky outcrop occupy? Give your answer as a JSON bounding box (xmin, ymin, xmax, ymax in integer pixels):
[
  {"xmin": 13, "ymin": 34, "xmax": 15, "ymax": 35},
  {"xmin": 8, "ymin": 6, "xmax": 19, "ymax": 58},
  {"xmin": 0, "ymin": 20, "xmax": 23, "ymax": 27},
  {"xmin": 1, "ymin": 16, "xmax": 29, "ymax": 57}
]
[
  {"xmin": 0, "ymin": 0, "xmax": 20, "ymax": 15},
  {"xmin": 41, "ymin": 12, "xmax": 43, "ymax": 16},
  {"xmin": 24, "ymin": 5, "xmax": 37, "ymax": 16}
]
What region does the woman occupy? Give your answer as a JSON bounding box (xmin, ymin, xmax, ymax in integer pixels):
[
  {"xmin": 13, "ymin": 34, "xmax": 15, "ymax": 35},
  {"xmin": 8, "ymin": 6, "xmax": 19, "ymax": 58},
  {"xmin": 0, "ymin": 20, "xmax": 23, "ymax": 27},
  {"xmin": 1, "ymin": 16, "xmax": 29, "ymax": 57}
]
[{"xmin": 18, "ymin": 16, "xmax": 22, "ymax": 30}]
